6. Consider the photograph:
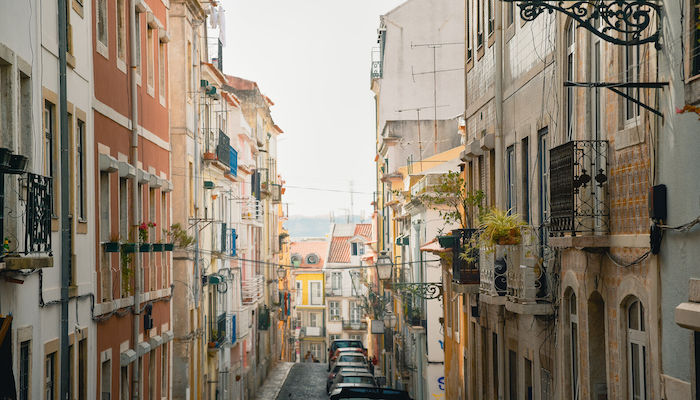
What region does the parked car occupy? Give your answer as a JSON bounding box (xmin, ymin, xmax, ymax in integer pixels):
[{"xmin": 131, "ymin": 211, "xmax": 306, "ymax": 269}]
[
  {"xmin": 327, "ymin": 369, "xmax": 375, "ymax": 393},
  {"xmin": 327, "ymin": 362, "xmax": 370, "ymax": 392},
  {"xmin": 329, "ymin": 387, "xmax": 412, "ymax": 400},
  {"xmin": 328, "ymin": 372, "xmax": 377, "ymax": 394},
  {"xmin": 328, "ymin": 339, "xmax": 366, "ymax": 369},
  {"xmin": 329, "ymin": 348, "xmax": 367, "ymax": 371}
]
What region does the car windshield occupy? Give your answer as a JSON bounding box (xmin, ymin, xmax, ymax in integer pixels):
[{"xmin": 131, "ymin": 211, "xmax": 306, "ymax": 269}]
[
  {"xmin": 335, "ymin": 340, "xmax": 363, "ymax": 349},
  {"xmin": 339, "ymin": 355, "xmax": 365, "ymax": 363},
  {"xmin": 343, "ymin": 376, "xmax": 375, "ymax": 385}
]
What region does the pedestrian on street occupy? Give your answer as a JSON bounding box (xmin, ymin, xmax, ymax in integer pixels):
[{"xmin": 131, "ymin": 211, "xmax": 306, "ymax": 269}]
[{"xmin": 304, "ymin": 351, "xmax": 312, "ymax": 362}]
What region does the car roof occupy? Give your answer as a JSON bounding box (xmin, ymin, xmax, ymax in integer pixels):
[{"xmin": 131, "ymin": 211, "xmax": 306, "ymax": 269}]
[
  {"xmin": 338, "ymin": 367, "xmax": 371, "ymax": 373},
  {"xmin": 339, "ymin": 371, "xmax": 374, "ymax": 376},
  {"xmin": 336, "ymin": 347, "xmax": 364, "ymax": 352},
  {"xmin": 335, "ymin": 383, "xmax": 376, "ymax": 388},
  {"xmin": 334, "ymin": 362, "xmax": 369, "ymax": 369},
  {"xmin": 329, "ymin": 387, "xmax": 412, "ymax": 400}
]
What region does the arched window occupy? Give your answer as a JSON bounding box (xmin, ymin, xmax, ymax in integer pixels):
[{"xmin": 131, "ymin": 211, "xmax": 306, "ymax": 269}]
[
  {"xmin": 565, "ymin": 21, "xmax": 576, "ymax": 141},
  {"xmin": 627, "ymin": 297, "xmax": 648, "ymax": 399},
  {"xmin": 567, "ymin": 290, "xmax": 580, "ymax": 398}
]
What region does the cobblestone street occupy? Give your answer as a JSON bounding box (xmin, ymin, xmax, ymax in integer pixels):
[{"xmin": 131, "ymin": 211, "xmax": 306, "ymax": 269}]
[{"xmin": 275, "ymin": 363, "xmax": 329, "ymax": 400}]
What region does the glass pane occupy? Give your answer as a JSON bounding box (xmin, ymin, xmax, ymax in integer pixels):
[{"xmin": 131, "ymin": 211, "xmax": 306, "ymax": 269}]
[
  {"xmin": 570, "ymin": 293, "xmax": 577, "ymax": 315},
  {"xmin": 640, "ymin": 302, "xmax": 645, "ymax": 331},
  {"xmin": 631, "ymin": 343, "xmax": 640, "ymax": 399},
  {"xmin": 629, "ymin": 301, "xmax": 639, "ymax": 330}
]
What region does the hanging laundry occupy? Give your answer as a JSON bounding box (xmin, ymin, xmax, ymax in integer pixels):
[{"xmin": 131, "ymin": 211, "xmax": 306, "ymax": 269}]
[
  {"xmin": 209, "ymin": 5, "xmax": 218, "ymax": 29},
  {"xmin": 218, "ymin": 5, "xmax": 226, "ymax": 47}
]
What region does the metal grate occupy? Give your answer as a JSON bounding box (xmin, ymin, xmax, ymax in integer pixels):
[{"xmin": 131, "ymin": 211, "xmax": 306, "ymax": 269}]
[
  {"xmin": 25, "ymin": 173, "xmax": 53, "ymax": 254},
  {"xmin": 549, "ymin": 140, "xmax": 609, "ymax": 235}
]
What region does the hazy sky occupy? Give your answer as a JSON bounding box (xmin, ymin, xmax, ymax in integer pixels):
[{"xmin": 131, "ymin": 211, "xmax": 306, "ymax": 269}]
[{"xmin": 224, "ymin": 0, "xmax": 404, "ymax": 218}]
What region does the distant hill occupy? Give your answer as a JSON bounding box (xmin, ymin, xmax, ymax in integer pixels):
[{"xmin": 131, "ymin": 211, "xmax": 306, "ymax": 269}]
[{"xmin": 285, "ymin": 215, "xmax": 369, "ymax": 239}]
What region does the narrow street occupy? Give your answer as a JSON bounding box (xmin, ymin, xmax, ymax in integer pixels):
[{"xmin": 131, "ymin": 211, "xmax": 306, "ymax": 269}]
[{"xmin": 274, "ymin": 363, "xmax": 329, "ymax": 400}]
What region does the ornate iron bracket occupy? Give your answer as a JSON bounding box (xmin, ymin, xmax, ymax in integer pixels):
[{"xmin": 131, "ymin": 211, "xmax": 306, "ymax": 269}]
[
  {"xmin": 501, "ymin": 0, "xmax": 661, "ymax": 46},
  {"xmin": 564, "ymin": 81, "xmax": 668, "ymax": 117},
  {"xmin": 391, "ymin": 282, "xmax": 444, "ymax": 300}
]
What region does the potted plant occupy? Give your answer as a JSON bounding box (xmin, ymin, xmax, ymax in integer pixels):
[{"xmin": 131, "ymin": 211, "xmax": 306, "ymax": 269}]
[
  {"xmin": 7, "ymin": 154, "xmax": 27, "ymax": 172},
  {"xmin": 415, "ymin": 171, "xmax": 485, "ymax": 249},
  {"xmin": 472, "ymin": 208, "xmax": 526, "ymax": 271},
  {"xmin": 103, "ymin": 234, "xmax": 121, "ymax": 253},
  {"xmin": 0, "ymin": 148, "xmax": 12, "ymax": 169},
  {"xmin": 138, "ymin": 221, "xmax": 156, "ymax": 252},
  {"xmin": 164, "ymin": 223, "xmax": 194, "ymax": 249},
  {"xmin": 152, "ymin": 242, "xmax": 164, "ymax": 252}
]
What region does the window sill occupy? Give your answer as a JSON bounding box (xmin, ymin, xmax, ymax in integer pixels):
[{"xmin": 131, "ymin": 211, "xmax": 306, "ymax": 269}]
[
  {"xmin": 67, "ymin": 53, "xmax": 76, "ymax": 69},
  {"xmin": 477, "ymin": 45, "xmax": 485, "ymax": 61},
  {"xmin": 684, "ymin": 74, "xmax": 700, "ymax": 105},
  {"xmin": 505, "ymin": 24, "xmax": 515, "ymax": 43},
  {"xmin": 117, "ymin": 58, "xmax": 127, "ymax": 74},
  {"xmin": 466, "ymin": 58, "xmax": 474, "ymax": 73},
  {"xmin": 72, "ymin": 0, "xmax": 84, "ymax": 18},
  {"xmin": 96, "ymin": 42, "xmax": 109, "ymax": 60},
  {"xmin": 147, "ymin": 85, "xmax": 155, "ymax": 97},
  {"xmin": 488, "ymin": 33, "xmax": 495, "ymax": 48}
]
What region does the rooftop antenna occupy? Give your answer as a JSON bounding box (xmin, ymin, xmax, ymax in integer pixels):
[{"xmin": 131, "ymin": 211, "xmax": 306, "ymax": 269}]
[{"xmin": 410, "ymin": 40, "xmax": 464, "ymax": 153}]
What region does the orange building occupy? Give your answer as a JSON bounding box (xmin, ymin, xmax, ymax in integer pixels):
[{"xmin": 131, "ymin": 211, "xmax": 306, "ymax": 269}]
[{"xmin": 92, "ymin": 0, "xmax": 173, "ymax": 398}]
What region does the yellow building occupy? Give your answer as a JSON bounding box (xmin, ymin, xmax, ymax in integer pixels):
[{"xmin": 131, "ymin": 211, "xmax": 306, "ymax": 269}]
[{"xmin": 290, "ymin": 240, "xmax": 329, "ymax": 362}]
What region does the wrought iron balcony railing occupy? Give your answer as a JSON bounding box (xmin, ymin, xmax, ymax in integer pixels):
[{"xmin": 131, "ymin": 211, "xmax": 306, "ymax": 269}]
[
  {"xmin": 549, "ymin": 140, "xmax": 609, "ymax": 235},
  {"xmin": 370, "ymin": 47, "xmax": 383, "ymax": 79},
  {"xmin": 242, "ymin": 274, "xmax": 264, "ymax": 305},
  {"xmin": 241, "ymin": 198, "xmax": 262, "ymax": 221},
  {"xmin": 479, "ymin": 245, "xmax": 509, "ymax": 298},
  {"xmin": 325, "ymin": 287, "xmax": 343, "ymax": 297},
  {"xmin": 301, "ymin": 326, "xmax": 325, "ymax": 337},
  {"xmin": 451, "ymin": 229, "xmax": 479, "ymax": 287}
]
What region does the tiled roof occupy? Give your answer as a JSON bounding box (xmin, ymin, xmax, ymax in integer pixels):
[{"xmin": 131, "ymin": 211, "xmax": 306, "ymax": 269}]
[
  {"xmin": 328, "ymin": 237, "xmax": 351, "ymax": 263},
  {"xmin": 354, "ymin": 224, "xmax": 372, "ymax": 240},
  {"xmin": 290, "ymin": 240, "xmax": 328, "ymax": 268},
  {"xmin": 226, "ymin": 75, "xmax": 258, "ymax": 91}
]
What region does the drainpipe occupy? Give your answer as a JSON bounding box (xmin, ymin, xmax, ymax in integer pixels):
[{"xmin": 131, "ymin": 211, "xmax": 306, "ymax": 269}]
[
  {"xmin": 129, "ymin": 1, "xmax": 142, "ymax": 399},
  {"xmin": 193, "ymin": 24, "xmax": 203, "ymax": 400},
  {"xmin": 57, "ymin": 0, "xmax": 71, "ymax": 398},
  {"xmin": 494, "ymin": 0, "xmax": 505, "ymax": 207}
]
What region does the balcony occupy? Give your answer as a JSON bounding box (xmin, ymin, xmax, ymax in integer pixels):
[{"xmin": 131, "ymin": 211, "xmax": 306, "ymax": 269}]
[
  {"xmin": 0, "ymin": 168, "xmax": 54, "ymax": 270},
  {"xmin": 370, "ymin": 47, "xmax": 383, "ymax": 79},
  {"xmin": 271, "ymin": 183, "xmax": 281, "ymax": 204},
  {"xmin": 241, "ymin": 198, "xmax": 262, "ymax": 222},
  {"xmin": 242, "ymin": 274, "xmax": 264, "ymax": 305},
  {"xmin": 325, "ymin": 287, "xmax": 343, "ymax": 297},
  {"xmin": 203, "ymin": 130, "xmax": 231, "ymax": 169},
  {"xmin": 549, "ymin": 140, "xmax": 609, "ymax": 239},
  {"xmin": 342, "ymin": 319, "xmax": 367, "ymax": 331},
  {"xmin": 448, "ymin": 229, "xmax": 480, "ymax": 293},
  {"xmin": 301, "ymin": 326, "xmax": 325, "ymax": 337},
  {"xmin": 479, "ymin": 245, "xmax": 510, "ymax": 304}
]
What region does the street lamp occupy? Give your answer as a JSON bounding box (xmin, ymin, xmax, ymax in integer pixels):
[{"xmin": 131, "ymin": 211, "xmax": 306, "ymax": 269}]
[
  {"xmin": 382, "ymin": 313, "xmax": 397, "ymax": 330},
  {"xmin": 277, "ymin": 266, "xmax": 286, "ymax": 280},
  {"xmin": 376, "ymin": 251, "xmax": 393, "ymax": 281}
]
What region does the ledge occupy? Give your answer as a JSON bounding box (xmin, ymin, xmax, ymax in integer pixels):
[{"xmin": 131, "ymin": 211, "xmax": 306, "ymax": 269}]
[
  {"xmin": 548, "ymin": 234, "xmax": 649, "ymax": 249},
  {"xmin": 479, "ymin": 293, "xmax": 506, "ymax": 306},
  {"xmin": 2, "ymin": 256, "xmax": 53, "ymax": 270},
  {"xmin": 452, "ymin": 282, "xmax": 480, "ymax": 294},
  {"xmin": 505, "ymin": 300, "xmax": 554, "ymax": 316}
]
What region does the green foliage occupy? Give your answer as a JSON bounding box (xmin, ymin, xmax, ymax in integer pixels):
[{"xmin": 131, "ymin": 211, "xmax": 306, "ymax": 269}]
[
  {"xmin": 120, "ymin": 249, "xmax": 133, "ymax": 296},
  {"xmin": 164, "ymin": 223, "xmax": 195, "ymax": 249},
  {"xmin": 460, "ymin": 208, "xmax": 527, "ymax": 262},
  {"xmin": 417, "ymin": 171, "xmax": 485, "ymax": 229}
]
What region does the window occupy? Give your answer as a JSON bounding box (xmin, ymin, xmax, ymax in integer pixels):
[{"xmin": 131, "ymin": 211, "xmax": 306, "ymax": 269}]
[
  {"xmin": 135, "ymin": 12, "xmax": 141, "ymax": 75},
  {"xmin": 507, "ymin": 1, "xmax": 514, "ymax": 27},
  {"xmin": 538, "ymin": 128, "xmax": 549, "ymax": 246},
  {"xmin": 521, "ymin": 137, "xmax": 530, "ymax": 223},
  {"xmin": 101, "ymin": 358, "xmax": 111, "ymax": 400},
  {"xmin": 329, "ymin": 334, "xmax": 340, "ymax": 342},
  {"xmin": 506, "ymin": 145, "xmax": 516, "ymax": 214},
  {"xmin": 188, "ymin": 162, "xmax": 194, "ymax": 216},
  {"xmin": 120, "ymin": 366, "xmax": 129, "ymax": 400},
  {"xmin": 330, "ymin": 301, "xmax": 340, "ymax": 320},
  {"xmin": 565, "ymin": 21, "xmax": 576, "ymax": 140},
  {"xmin": 508, "ymin": 350, "xmax": 518, "ymax": 400},
  {"xmin": 350, "ymin": 334, "xmax": 362, "ymax": 341},
  {"xmin": 481, "ymin": 328, "xmax": 488, "ymax": 398},
  {"xmin": 78, "ymin": 338, "xmax": 87, "ymax": 400},
  {"xmin": 100, "ymin": 171, "xmax": 112, "ymax": 301},
  {"xmin": 119, "ymin": 178, "xmax": 128, "ymax": 241},
  {"xmin": 19, "ymin": 340, "xmax": 30, "ymax": 400},
  {"xmin": 310, "ymin": 343, "xmax": 322, "ymax": 360},
  {"xmin": 186, "ymin": 41, "xmax": 192, "ymax": 95},
  {"xmin": 43, "ymin": 100, "xmax": 56, "ymax": 215},
  {"xmin": 350, "ymin": 302, "xmax": 362, "ymax": 323},
  {"xmin": 453, "ymin": 297, "xmax": 460, "ymax": 339},
  {"xmin": 488, "ymin": 0, "xmax": 494, "ymax": 36},
  {"xmin": 466, "ymin": 1, "xmax": 472, "ymax": 61},
  {"xmin": 147, "ymin": 26, "xmax": 155, "ymax": 89},
  {"xmin": 296, "ymin": 281, "xmax": 302, "ymax": 305},
  {"xmin": 624, "ymin": 35, "xmax": 641, "ymax": 122},
  {"xmin": 149, "ymin": 353, "xmax": 155, "ymax": 400},
  {"xmin": 350, "ymin": 271, "xmax": 360, "ymax": 296},
  {"xmin": 64, "ymin": 0, "xmax": 73, "ymax": 55},
  {"xmin": 309, "ymin": 281, "xmax": 322, "ymax": 305},
  {"xmin": 568, "ymin": 291, "xmax": 580, "ymax": 399},
  {"xmin": 331, "ymin": 272, "xmax": 342, "ymax": 291},
  {"xmin": 493, "ymin": 333, "xmax": 499, "ymax": 398},
  {"xmin": 627, "ymin": 298, "xmax": 648, "ymax": 400},
  {"xmin": 477, "ymin": 0, "xmax": 483, "ymax": 48},
  {"xmin": 96, "ymin": 0, "xmax": 108, "ymax": 52},
  {"xmin": 525, "ymin": 357, "xmax": 533, "ymax": 400},
  {"xmin": 309, "ymin": 312, "xmax": 319, "ymax": 328},
  {"xmin": 158, "ymin": 41, "xmax": 166, "ymax": 99},
  {"xmin": 77, "ymin": 120, "xmax": 86, "ymax": 220},
  {"xmin": 161, "ymin": 344, "xmax": 168, "ymax": 395},
  {"xmin": 351, "ymin": 242, "xmax": 360, "ymax": 256},
  {"xmin": 692, "ymin": 0, "xmax": 700, "ymax": 76},
  {"xmin": 117, "ymin": 0, "xmax": 126, "ymax": 62},
  {"xmin": 45, "ymin": 352, "xmax": 56, "ymax": 400}
]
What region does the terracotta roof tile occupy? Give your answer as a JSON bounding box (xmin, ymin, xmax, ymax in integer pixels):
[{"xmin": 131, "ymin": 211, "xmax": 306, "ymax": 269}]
[
  {"xmin": 290, "ymin": 240, "xmax": 328, "ymax": 268},
  {"xmin": 328, "ymin": 237, "xmax": 351, "ymax": 263},
  {"xmin": 354, "ymin": 224, "xmax": 372, "ymax": 240}
]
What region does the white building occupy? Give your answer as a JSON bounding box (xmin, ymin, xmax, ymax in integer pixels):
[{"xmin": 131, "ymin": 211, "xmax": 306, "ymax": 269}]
[
  {"xmin": 0, "ymin": 0, "xmax": 96, "ymax": 396},
  {"xmin": 324, "ymin": 223, "xmax": 373, "ymax": 346}
]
